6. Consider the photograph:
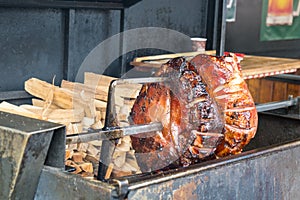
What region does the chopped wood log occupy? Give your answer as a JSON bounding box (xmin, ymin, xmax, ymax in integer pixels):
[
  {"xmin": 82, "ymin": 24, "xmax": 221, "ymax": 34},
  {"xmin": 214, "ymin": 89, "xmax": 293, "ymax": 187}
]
[
  {"xmin": 84, "ymin": 72, "xmax": 117, "ymax": 88},
  {"xmin": 25, "ymin": 78, "xmax": 74, "ymax": 109},
  {"xmin": 80, "ymin": 172, "xmax": 95, "ymax": 178},
  {"xmin": 77, "ymin": 143, "xmax": 89, "ymax": 153},
  {"xmin": 112, "ymin": 169, "xmax": 133, "ymax": 178},
  {"xmin": 0, "ymin": 101, "xmax": 41, "ymax": 119},
  {"xmin": 126, "ymin": 150, "xmax": 141, "ymax": 172},
  {"xmin": 20, "ymin": 105, "xmax": 85, "ymax": 123},
  {"xmin": 122, "ymin": 136, "xmax": 131, "ymax": 144},
  {"xmin": 58, "ymin": 86, "xmax": 96, "ymax": 118},
  {"xmin": 85, "ymin": 154, "xmax": 99, "ymax": 163},
  {"xmin": 113, "ymin": 152, "xmax": 126, "ymax": 168},
  {"xmin": 88, "ymin": 140, "xmax": 102, "ymax": 147},
  {"xmin": 87, "ymin": 143, "xmax": 100, "ymax": 157},
  {"xmin": 25, "ymin": 78, "xmax": 96, "ymax": 118},
  {"xmin": 66, "ymin": 122, "xmax": 83, "ymax": 135},
  {"xmin": 32, "ymin": 98, "xmax": 60, "ymax": 109},
  {"xmin": 116, "ymin": 84, "xmax": 142, "ymax": 99},
  {"xmin": 82, "ymin": 117, "xmax": 95, "ymax": 130},
  {"xmin": 104, "ymin": 163, "xmax": 114, "ymax": 179},
  {"xmin": 94, "ymin": 99, "xmax": 107, "ymax": 110},
  {"xmin": 79, "ymin": 162, "xmax": 93, "ymax": 173},
  {"xmin": 90, "ymin": 120, "xmax": 103, "ymax": 129},
  {"xmin": 72, "ymin": 152, "xmax": 85, "ymax": 163},
  {"xmin": 66, "ymin": 144, "xmax": 78, "ymax": 152},
  {"xmin": 115, "ymin": 141, "xmax": 131, "ymax": 152},
  {"xmin": 65, "ymin": 149, "xmax": 73, "ymax": 160},
  {"xmin": 65, "ymin": 160, "xmax": 82, "ymax": 174},
  {"xmin": 61, "ymin": 80, "xmax": 108, "ymax": 102}
]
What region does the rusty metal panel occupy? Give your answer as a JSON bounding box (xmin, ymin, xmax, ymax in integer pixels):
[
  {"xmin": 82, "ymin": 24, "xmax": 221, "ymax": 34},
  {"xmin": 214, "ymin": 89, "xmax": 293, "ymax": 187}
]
[
  {"xmin": 126, "ymin": 144, "xmax": 300, "ymax": 199},
  {"xmin": 125, "ymin": 111, "xmax": 300, "ymax": 199},
  {"xmin": 124, "ymin": 0, "xmax": 208, "ymax": 37},
  {"xmin": 0, "ymin": 8, "xmax": 65, "ymax": 91},
  {"xmin": 121, "ymin": 0, "xmax": 209, "ymax": 75},
  {"xmin": 35, "ymin": 166, "xmax": 117, "ymax": 200},
  {"xmin": 67, "ymin": 9, "xmax": 121, "ymax": 82},
  {"xmin": 0, "ymin": 111, "xmax": 65, "ymax": 200}
]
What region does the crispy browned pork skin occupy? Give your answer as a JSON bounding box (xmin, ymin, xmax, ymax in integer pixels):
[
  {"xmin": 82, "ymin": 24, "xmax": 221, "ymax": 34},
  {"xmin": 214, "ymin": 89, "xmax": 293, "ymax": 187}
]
[{"xmin": 129, "ymin": 54, "xmax": 258, "ymax": 172}]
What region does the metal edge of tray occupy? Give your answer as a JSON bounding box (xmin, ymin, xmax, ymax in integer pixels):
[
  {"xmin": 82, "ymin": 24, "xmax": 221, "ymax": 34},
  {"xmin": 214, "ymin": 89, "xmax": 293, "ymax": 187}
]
[{"xmin": 0, "ymin": 111, "xmax": 65, "ymax": 200}]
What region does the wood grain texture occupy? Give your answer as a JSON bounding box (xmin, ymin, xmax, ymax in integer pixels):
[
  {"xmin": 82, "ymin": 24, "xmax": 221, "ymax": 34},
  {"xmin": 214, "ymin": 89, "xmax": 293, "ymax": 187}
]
[{"xmin": 131, "ymin": 53, "xmax": 300, "ymax": 80}]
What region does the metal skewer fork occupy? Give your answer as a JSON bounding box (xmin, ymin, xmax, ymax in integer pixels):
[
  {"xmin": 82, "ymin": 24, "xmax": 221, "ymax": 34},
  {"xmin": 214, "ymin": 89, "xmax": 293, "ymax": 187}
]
[
  {"xmin": 97, "ymin": 77, "xmax": 169, "ymax": 181},
  {"xmin": 66, "ymin": 122, "xmax": 163, "ymax": 144}
]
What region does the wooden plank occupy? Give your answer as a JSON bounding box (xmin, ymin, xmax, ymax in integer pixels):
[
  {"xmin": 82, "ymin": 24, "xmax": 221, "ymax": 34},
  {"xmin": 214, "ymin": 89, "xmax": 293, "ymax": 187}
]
[
  {"xmin": 287, "ymin": 83, "xmax": 300, "ymax": 97},
  {"xmin": 245, "ymin": 79, "xmax": 261, "ymax": 103},
  {"xmin": 130, "ymin": 53, "xmax": 300, "ymax": 80},
  {"xmin": 259, "ymin": 79, "xmax": 274, "ymax": 103},
  {"xmin": 133, "ymin": 51, "xmax": 206, "ymax": 62},
  {"xmin": 241, "ymin": 55, "xmax": 300, "ymax": 79},
  {"xmin": 272, "ymin": 82, "xmax": 288, "ymax": 102}
]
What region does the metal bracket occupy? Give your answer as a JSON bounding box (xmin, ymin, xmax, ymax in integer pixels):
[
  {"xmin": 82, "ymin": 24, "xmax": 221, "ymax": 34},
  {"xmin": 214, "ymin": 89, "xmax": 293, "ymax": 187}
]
[
  {"xmin": 110, "ymin": 178, "xmax": 129, "ymax": 199},
  {"xmin": 256, "ymin": 96, "xmax": 298, "ymax": 112}
]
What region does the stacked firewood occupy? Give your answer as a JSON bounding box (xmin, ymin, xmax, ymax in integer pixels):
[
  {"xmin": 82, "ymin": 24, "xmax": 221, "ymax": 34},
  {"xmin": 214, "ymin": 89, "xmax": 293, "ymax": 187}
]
[{"xmin": 0, "ymin": 72, "xmax": 142, "ymax": 179}]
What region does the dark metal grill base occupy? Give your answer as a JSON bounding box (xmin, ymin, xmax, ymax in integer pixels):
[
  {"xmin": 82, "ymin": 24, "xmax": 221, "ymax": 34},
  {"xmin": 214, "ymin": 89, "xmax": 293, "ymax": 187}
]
[{"xmin": 35, "ymin": 108, "xmax": 300, "ymax": 200}]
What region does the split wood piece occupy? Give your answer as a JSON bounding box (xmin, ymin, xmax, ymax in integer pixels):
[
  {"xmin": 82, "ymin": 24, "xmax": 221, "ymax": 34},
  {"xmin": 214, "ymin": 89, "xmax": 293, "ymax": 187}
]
[
  {"xmin": 84, "ymin": 155, "xmax": 99, "ymax": 175},
  {"xmin": 20, "ymin": 105, "xmax": 84, "ymax": 124},
  {"xmin": 61, "ymin": 80, "xmax": 109, "ymax": 102},
  {"xmin": 65, "ymin": 149, "xmax": 73, "ymax": 160},
  {"xmin": 126, "ymin": 150, "xmax": 141, "ymax": 173},
  {"xmin": 76, "ymin": 143, "xmax": 89, "ymax": 153},
  {"xmin": 113, "ymin": 151, "xmax": 127, "ymax": 168},
  {"xmin": 80, "ymin": 172, "xmax": 95, "ymax": 179},
  {"xmin": 25, "ymin": 78, "xmax": 73, "ymax": 109},
  {"xmin": 84, "ymin": 73, "xmax": 118, "ymax": 108},
  {"xmin": 116, "ymin": 84, "xmax": 142, "ymax": 99},
  {"xmin": 84, "ymin": 72, "xmax": 117, "ymax": 88},
  {"xmin": 65, "ymin": 160, "xmax": 82, "ymax": 174},
  {"xmin": 88, "ymin": 140, "xmax": 102, "ymax": 147},
  {"xmin": 66, "ymin": 122, "xmax": 83, "ymax": 135},
  {"xmin": 59, "ymin": 87, "xmax": 97, "ymax": 118},
  {"xmin": 0, "ymin": 101, "xmax": 41, "ymax": 119},
  {"xmin": 112, "ymin": 169, "xmax": 133, "ymax": 178},
  {"xmin": 104, "ymin": 163, "xmax": 114, "ymax": 179},
  {"xmin": 78, "ymin": 162, "xmax": 93, "ymax": 173},
  {"xmin": 86, "ymin": 143, "xmax": 100, "ymax": 158},
  {"xmin": 95, "ymin": 111, "xmax": 102, "ymax": 122},
  {"xmin": 66, "ymin": 144, "xmax": 78, "ymax": 152},
  {"xmin": 113, "ymin": 84, "xmax": 141, "ymax": 108},
  {"xmin": 32, "ymin": 98, "xmax": 61, "ymax": 109},
  {"xmin": 82, "ymin": 117, "xmax": 95, "ymax": 130},
  {"xmin": 90, "ymin": 120, "xmax": 104, "ymax": 129},
  {"xmin": 85, "ymin": 154, "xmax": 99, "ymax": 163},
  {"xmin": 72, "ymin": 151, "xmax": 86, "ymax": 163},
  {"xmin": 95, "ymin": 100, "xmax": 107, "ymax": 110},
  {"xmin": 84, "ymin": 72, "xmax": 141, "ymax": 105},
  {"xmin": 25, "ymin": 78, "xmax": 96, "ymax": 118}
]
